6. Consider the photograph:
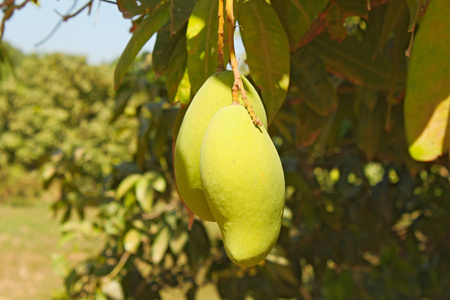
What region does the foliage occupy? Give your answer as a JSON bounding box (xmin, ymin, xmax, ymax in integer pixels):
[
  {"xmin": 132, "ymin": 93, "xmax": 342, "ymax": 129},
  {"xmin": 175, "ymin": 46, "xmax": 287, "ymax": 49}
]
[{"xmin": 1, "ymin": 0, "xmax": 450, "ymax": 299}]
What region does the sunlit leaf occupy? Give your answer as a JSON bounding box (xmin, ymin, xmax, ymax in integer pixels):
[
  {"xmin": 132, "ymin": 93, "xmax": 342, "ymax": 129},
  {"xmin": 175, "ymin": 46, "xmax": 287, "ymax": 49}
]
[
  {"xmin": 115, "ymin": 2, "xmax": 170, "ymax": 88},
  {"xmin": 290, "ymin": 45, "xmax": 338, "ymax": 116},
  {"xmin": 116, "ymin": 174, "xmax": 142, "ymax": 199},
  {"xmin": 186, "ymin": 0, "xmax": 221, "ymax": 94},
  {"xmin": 169, "ymin": 226, "xmax": 188, "ymax": 255},
  {"xmin": 167, "ymin": 34, "xmax": 188, "ymax": 102},
  {"xmin": 101, "ymin": 280, "xmax": 125, "ymax": 300},
  {"xmin": 124, "ymin": 228, "xmax": 142, "ymax": 253},
  {"xmin": 135, "ymin": 176, "xmax": 154, "ymax": 213},
  {"xmin": 237, "ymin": 0, "xmax": 290, "ymax": 124},
  {"xmin": 405, "ymin": 0, "xmax": 450, "ymax": 161},
  {"xmin": 152, "ymin": 225, "xmax": 170, "ymax": 263}
]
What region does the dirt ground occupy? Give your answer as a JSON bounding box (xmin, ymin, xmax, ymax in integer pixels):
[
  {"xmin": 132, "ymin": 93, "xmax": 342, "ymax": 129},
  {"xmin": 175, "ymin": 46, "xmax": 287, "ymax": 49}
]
[{"xmin": 0, "ymin": 203, "xmax": 99, "ymax": 300}]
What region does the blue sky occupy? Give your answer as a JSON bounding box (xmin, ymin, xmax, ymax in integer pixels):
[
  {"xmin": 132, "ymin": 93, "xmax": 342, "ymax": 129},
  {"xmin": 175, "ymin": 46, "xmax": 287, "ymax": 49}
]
[{"xmin": 2, "ymin": 1, "xmax": 156, "ymax": 64}]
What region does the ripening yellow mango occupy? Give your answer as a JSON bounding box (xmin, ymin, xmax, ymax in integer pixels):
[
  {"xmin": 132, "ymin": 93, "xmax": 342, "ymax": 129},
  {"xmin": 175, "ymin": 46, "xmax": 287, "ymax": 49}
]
[
  {"xmin": 200, "ymin": 104, "xmax": 284, "ymax": 267},
  {"xmin": 174, "ymin": 71, "xmax": 267, "ymax": 221}
]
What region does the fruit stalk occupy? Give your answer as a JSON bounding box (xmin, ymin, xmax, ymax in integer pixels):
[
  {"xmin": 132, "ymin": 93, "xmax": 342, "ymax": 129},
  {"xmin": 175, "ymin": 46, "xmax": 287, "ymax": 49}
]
[
  {"xmin": 225, "ymin": 0, "xmax": 262, "ymax": 126},
  {"xmin": 217, "ymin": 0, "xmax": 225, "ymax": 71}
]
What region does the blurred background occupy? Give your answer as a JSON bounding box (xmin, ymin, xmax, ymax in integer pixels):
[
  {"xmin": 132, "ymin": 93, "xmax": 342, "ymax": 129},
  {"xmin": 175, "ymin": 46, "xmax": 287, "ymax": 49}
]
[{"xmin": 1, "ymin": 1, "xmax": 450, "ymax": 300}]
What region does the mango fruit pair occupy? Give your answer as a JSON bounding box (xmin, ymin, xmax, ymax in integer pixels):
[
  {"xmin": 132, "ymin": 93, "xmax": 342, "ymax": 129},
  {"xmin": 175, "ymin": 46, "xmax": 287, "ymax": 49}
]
[{"xmin": 174, "ymin": 71, "xmax": 285, "ymax": 267}]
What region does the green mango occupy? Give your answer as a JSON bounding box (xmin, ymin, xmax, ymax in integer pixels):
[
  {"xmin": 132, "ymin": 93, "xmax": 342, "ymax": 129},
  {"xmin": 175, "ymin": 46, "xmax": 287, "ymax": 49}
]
[
  {"xmin": 174, "ymin": 71, "xmax": 267, "ymax": 221},
  {"xmin": 200, "ymin": 104, "xmax": 284, "ymax": 267},
  {"xmin": 404, "ymin": 0, "xmax": 450, "ymax": 161}
]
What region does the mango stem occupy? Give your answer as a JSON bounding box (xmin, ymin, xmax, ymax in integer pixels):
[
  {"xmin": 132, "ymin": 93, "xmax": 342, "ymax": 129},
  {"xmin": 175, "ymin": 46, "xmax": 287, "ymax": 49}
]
[
  {"xmin": 217, "ymin": 0, "xmax": 225, "ymax": 71},
  {"xmin": 225, "ymin": 0, "xmax": 262, "ymax": 126}
]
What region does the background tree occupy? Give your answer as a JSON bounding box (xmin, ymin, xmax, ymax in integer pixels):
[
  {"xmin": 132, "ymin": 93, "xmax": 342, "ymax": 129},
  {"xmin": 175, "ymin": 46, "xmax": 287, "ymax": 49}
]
[{"xmin": 1, "ymin": 0, "xmax": 449, "ymax": 299}]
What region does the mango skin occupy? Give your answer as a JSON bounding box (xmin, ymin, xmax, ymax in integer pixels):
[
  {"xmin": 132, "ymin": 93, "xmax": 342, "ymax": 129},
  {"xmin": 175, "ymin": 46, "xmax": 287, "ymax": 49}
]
[
  {"xmin": 199, "ymin": 105, "xmax": 284, "ymax": 267},
  {"xmin": 174, "ymin": 71, "xmax": 267, "ymax": 221}
]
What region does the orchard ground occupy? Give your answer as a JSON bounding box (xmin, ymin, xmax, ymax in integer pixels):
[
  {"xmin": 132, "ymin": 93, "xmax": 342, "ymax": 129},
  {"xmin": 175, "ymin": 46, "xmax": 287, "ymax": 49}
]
[{"xmin": 0, "ymin": 193, "xmax": 100, "ymax": 299}]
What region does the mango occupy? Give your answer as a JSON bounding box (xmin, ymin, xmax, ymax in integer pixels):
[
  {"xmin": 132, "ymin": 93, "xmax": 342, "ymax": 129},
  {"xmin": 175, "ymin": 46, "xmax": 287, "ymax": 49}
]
[
  {"xmin": 174, "ymin": 71, "xmax": 267, "ymax": 221},
  {"xmin": 199, "ymin": 104, "xmax": 284, "ymax": 267}
]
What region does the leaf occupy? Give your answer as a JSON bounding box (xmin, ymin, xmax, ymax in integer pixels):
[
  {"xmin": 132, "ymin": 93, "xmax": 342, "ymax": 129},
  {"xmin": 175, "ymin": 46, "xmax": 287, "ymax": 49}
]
[
  {"xmin": 356, "ymin": 90, "xmax": 384, "ymax": 160},
  {"xmin": 116, "ymin": 174, "xmax": 142, "ymax": 199},
  {"xmin": 111, "ymin": 86, "xmax": 134, "ymax": 123},
  {"xmin": 171, "ymin": 0, "xmax": 196, "ymax": 34},
  {"xmin": 377, "ymin": 0, "xmax": 407, "ymax": 53},
  {"xmin": 174, "ymin": 69, "xmax": 191, "ymax": 104},
  {"xmin": 336, "ymin": 0, "xmax": 368, "ymax": 18},
  {"xmin": 101, "ymin": 280, "xmax": 125, "ymax": 300},
  {"xmin": 325, "ymin": 2, "xmax": 347, "ymax": 42},
  {"xmin": 169, "ymin": 226, "xmax": 188, "ymax": 255},
  {"xmin": 117, "ymin": 0, "xmax": 161, "ymax": 19},
  {"xmin": 151, "ymin": 225, "xmax": 170, "ymax": 263},
  {"xmin": 290, "ymin": 45, "xmax": 338, "ymax": 116},
  {"xmin": 135, "ymin": 176, "xmax": 154, "ymax": 213},
  {"xmin": 115, "ymin": 2, "xmax": 170, "ymax": 88},
  {"xmin": 236, "ymin": 0, "xmax": 290, "ymax": 124},
  {"xmin": 148, "ymin": 172, "xmax": 167, "ymax": 193},
  {"xmin": 404, "ymin": 0, "xmax": 450, "ymax": 161},
  {"xmin": 124, "ymin": 228, "xmax": 142, "ymax": 253},
  {"xmin": 153, "ymin": 23, "xmax": 186, "ymax": 76},
  {"xmin": 312, "ymin": 32, "xmax": 405, "ymax": 89},
  {"xmin": 295, "ymin": 102, "xmax": 329, "ymax": 147},
  {"xmin": 167, "ymin": 34, "xmax": 188, "ymax": 102},
  {"xmin": 271, "ymin": 0, "xmax": 329, "ymax": 50},
  {"xmin": 186, "ymin": 0, "xmax": 221, "ymax": 94}
]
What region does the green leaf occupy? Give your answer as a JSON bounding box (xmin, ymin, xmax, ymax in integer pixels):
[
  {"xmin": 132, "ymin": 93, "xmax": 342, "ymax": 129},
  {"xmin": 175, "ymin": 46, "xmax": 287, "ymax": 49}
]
[
  {"xmin": 237, "ymin": 0, "xmax": 290, "ymax": 124},
  {"xmin": 117, "ymin": 0, "xmax": 161, "ymax": 19},
  {"xmin": 148, "ymin": 172, "xmax": 167, "ymax": 193},
  {"xmin": 171, "ymin": 0, "xmax": 196, "ymax": 34},
  {"xmin": 167, "ymin": 34, "xmax": 188, "ymax": 102},
  {"xmin": 312, "ymin": 32, "xmax": 405, "ymax": 89},
  {"xmin": 124, "ymin": 228, "xmax": 142, "ymax": 253},
  {"xmin": 290, "ymin": 45, "xmax": 338, "ymax": 116},
  {"xmin": 271, "ymin": 0, "xmax": 329, "ymax": 50},
  {"xmin": 135, "ymin": 177, "xmax": 154, "ymax": 213},
  {"xmin": 152, "ymin": 225, "xmax": 170, "ymax": 263},
  {"xmin": 116, "ymin": 174, "xmax": 142, "ymax": 199},
  {"xmin": 186, "ymin": 0, "xmax": 221, "ymax": 94},
  {"xmin": 169, "ymin": 226, "xmax": 188, "ymax": 255},
  {"xmin": 153, "ymin": 23, "xmax": 186, "ymax": 76},
  {"xmin": 115, "ymin": 2, "xmax": 170, "ymax": 88},
  {"xmin": 174, "ymin": 69, "xmax": 191, "ymax": 105},
  {"xmin": 405, "ymin": 0, "xmax": 450, "ymax": 161}
]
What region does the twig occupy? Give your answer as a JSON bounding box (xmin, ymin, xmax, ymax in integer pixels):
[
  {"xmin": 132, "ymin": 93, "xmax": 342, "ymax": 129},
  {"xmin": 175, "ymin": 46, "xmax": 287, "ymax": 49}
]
[
  {"xmin": 102, "ymin": 251, "xmax": 131, "ymax": 281},
  {"xmin": 60, "ymin": 0, "xmax": 94, "ymax": 21},
  {"xmin": 225, "ymin": 0, "xmax": 262, "ymax": 126},
  {"xmin": 0, "ymin": 0, "xmax": 31, "ymax": 39},
  {"xmin": 217, "ymin": 0, "xmax": 225, "ymax": 71}
]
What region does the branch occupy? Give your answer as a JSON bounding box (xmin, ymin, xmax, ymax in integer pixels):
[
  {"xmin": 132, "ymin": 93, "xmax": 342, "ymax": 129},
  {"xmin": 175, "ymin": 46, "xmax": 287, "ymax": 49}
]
[
  {"xmin": 225, "ymin": 0, "xmax": 262, "ymax": 126},
  {"xmin": 217, "ymin": 0, "xmax": 225, "ymax": 71}
]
